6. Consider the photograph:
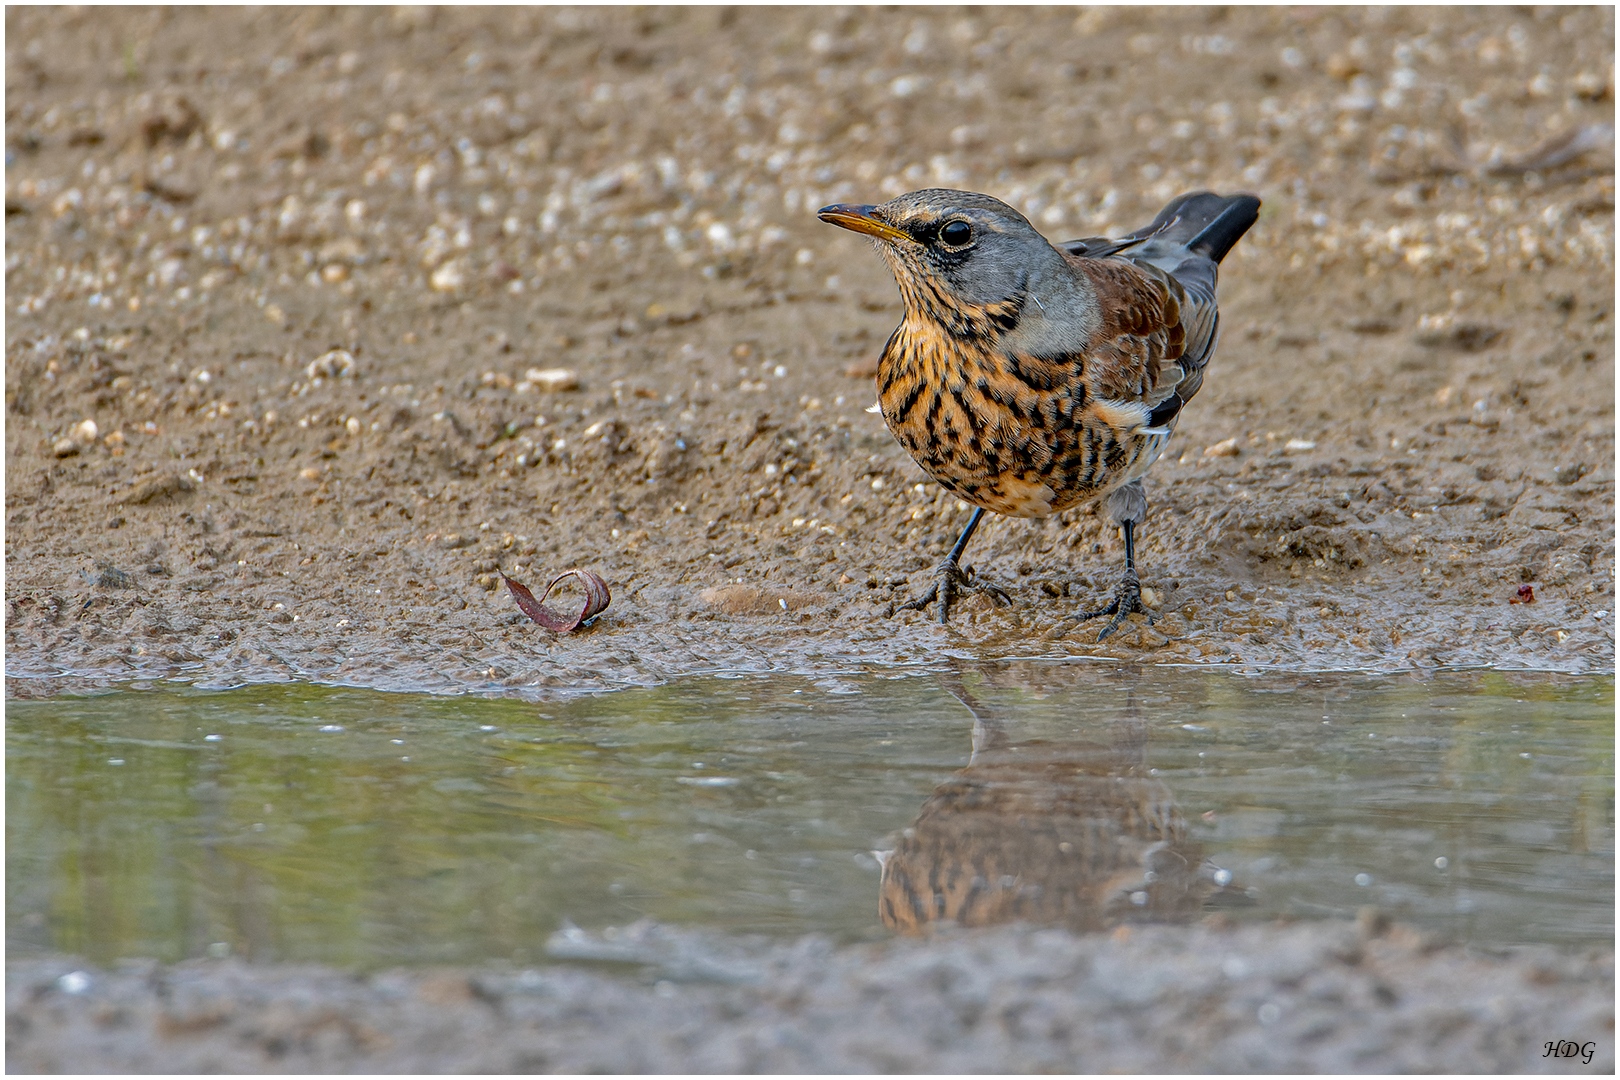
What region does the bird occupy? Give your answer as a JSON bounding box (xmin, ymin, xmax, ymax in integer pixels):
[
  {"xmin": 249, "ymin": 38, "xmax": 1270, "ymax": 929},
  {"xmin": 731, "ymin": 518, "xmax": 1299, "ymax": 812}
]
[{"xmin": 819, "ymin": 188, "xmax": 1260, "ymax": 639}]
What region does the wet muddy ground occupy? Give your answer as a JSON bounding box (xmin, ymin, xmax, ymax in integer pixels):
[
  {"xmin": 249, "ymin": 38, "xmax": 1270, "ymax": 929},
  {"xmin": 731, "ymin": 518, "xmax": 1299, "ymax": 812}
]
[{"xmin": 5, "ymin": 6, "xmax": 1614, "ymax": 1072}]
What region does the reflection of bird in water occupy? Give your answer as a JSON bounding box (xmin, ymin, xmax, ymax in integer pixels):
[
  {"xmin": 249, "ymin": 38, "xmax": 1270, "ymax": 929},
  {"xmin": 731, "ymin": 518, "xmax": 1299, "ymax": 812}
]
[{"xmin": 879, "ymin": 675, "xmax": 1244, "ymax": 935}]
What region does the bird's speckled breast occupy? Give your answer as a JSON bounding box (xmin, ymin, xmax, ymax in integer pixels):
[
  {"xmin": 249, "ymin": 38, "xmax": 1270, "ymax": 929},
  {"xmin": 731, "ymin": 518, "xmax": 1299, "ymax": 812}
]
[{"xmin": 876, "ymin": 314, "xmax": 1152, "ymax": 518}]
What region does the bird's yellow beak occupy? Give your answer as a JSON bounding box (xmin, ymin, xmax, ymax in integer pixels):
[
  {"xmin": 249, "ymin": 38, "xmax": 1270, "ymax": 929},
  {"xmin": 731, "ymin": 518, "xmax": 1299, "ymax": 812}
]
[{"xmin": 817, "ymin": 204, "xmax": 914, "ymax": 244}]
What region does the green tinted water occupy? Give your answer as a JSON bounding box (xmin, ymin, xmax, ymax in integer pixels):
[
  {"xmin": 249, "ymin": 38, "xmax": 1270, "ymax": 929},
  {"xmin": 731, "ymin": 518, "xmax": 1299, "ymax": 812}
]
[{"xmin": 6, "ymin": 666, "xmax": 1612, "ymax": 968}]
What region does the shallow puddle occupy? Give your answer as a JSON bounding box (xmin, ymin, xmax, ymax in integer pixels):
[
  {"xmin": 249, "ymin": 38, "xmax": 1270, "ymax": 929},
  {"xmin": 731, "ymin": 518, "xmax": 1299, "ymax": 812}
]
[{"xmin": 6, "ymin": 665, "xmax": 1612, "ymax": 968}]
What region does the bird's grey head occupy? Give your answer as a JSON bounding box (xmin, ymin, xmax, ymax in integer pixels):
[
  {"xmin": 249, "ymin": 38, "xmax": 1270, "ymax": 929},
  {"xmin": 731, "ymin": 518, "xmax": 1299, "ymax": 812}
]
[{"xmin": 818, "ymin": 189, "xmax": 1071, "ymax": 313}]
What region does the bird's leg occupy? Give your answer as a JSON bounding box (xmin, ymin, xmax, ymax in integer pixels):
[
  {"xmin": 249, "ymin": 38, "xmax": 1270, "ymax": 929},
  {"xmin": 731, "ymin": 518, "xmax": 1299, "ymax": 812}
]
[
  {"xmin": 1054, "ymin": 518, "xmax": 1158, "ymax": 641},
  {"xmin": 894, "ymin": 507, "xmax": 1011, "ymax": 623}
]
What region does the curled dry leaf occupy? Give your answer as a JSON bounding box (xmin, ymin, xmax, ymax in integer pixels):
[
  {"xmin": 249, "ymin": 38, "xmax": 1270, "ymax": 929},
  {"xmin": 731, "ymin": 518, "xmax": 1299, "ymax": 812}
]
[
  {"xmin": 501, "ymin": 569, "xmax": 611, "ymax": 631},
  {"xmin": 1511, "ymin": 583, "xmax": 1536, "ymax": 605}
]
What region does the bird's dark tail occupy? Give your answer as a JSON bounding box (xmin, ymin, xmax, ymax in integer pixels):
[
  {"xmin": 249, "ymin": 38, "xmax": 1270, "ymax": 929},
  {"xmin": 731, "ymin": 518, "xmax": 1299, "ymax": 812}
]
[
  {"xmin": 1185, "ymin": 195, "xmax": 1262, "ymax": 264},
  {"xmin": 1127, "ymin": 192, "xmax": 1262, "ymax": 264}
]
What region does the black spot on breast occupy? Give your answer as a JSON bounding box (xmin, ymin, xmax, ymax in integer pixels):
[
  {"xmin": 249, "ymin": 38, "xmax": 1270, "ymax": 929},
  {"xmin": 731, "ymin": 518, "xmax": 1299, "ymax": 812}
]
[
  {"xmin": 1024, "ymin": 396, "xmax": 1046, "ymax": 429},
  {"xmin": 951, "ymin": 388, "xmax": 983, "ymax": 435},
  {"xmin": 894, "ymin": 380, "xmax": 925, "ymax": 421}
]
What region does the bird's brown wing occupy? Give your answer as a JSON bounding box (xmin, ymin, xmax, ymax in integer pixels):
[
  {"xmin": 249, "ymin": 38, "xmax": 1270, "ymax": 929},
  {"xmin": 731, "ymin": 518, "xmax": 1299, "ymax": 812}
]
[
  {"xmin": 1054, "ymin": 252, "xmax": 1222, "ymax": 435},
  {"xmin": 1147, "ymin": 259, "xmax": 1219, "ymax": 428},
  {"xmin": 1063, "ymin": 255, "xmax": 1187, "ymax": 414}
]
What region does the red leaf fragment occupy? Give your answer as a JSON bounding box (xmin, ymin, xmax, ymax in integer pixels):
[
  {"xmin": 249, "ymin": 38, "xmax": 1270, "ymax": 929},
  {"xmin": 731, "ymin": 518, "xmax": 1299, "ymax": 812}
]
[
  {"xmin": 501, "ymin": 569, "xmax": 611, "ymax": 631},
  {"xmin": 1511, "ymin": 584, "xmax": 1536, "ymax": 604}
]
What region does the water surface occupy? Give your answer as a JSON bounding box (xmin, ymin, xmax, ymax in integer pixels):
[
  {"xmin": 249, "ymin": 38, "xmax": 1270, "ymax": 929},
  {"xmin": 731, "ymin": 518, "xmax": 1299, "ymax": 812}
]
[{"xmin": 7, "ymin": 665, "xmax": 1611, "ymax": 968}]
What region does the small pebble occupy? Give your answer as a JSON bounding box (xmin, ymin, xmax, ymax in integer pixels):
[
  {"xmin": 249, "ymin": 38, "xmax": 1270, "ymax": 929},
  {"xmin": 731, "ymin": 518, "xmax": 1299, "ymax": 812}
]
[
  {"xmin": 429, "ymin": 261, "xmax": 466, "ymax": 292},
  {"xmin": 526, "ymin": 368, "xmax": 579, "ymax": 392},
  {"xmin": 55, "ymin": 971, "xmax": 91, "ymax": 995},
  {"xmin": 306, "ymin": 349, "xmax": 355, "ymax": 380}
]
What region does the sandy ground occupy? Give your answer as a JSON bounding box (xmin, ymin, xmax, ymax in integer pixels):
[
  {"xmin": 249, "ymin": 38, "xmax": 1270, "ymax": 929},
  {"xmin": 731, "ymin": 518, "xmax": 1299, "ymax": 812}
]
[{"xmin": 5, "ymin": 6, "xmax": 1614, "ymax": 1072}]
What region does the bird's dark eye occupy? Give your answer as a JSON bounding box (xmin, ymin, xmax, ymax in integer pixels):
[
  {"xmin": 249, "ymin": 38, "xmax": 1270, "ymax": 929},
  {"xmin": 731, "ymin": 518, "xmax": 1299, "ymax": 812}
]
[{"xmin": 939, "ymin": 220, "xmax": 972, "ymax": 246}]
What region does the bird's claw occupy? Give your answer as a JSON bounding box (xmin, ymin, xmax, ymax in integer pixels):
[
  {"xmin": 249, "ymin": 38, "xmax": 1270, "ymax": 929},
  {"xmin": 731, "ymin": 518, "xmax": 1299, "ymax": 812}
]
[
  {"xmin": 895, "ymin": 559, "xmax": 1010, "ymax": 624},
  {"xmin": 1053, "ymin": 569, "xmax": 1157, "ymax": 641}
]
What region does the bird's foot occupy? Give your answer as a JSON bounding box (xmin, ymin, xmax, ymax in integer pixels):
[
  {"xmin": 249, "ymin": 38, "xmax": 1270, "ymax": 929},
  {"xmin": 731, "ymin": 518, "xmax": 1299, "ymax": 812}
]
[
  {"xmin": 1052, "ymin": 569, "xmax": 1156, "ymax": 641},
  {"xmin": 892, "ymin": 559, "xmax": 1011, "ymax": 624}
]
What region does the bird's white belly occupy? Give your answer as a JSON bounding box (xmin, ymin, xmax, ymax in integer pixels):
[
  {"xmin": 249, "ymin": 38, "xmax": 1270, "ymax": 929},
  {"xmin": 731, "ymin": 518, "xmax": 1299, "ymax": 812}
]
[
  {"xmin": 983, "ymin": 475, "xmax": 1057, "ymax": 518},
  {"xmin": 1122, "ymin": 433, "xmax": 1171, "ymax": 483}
]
